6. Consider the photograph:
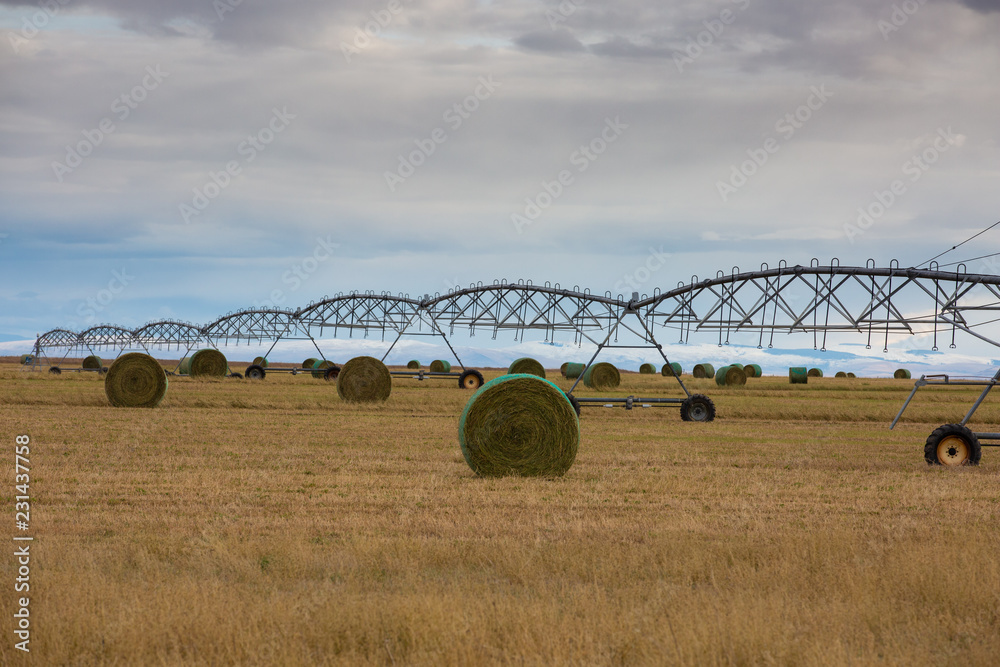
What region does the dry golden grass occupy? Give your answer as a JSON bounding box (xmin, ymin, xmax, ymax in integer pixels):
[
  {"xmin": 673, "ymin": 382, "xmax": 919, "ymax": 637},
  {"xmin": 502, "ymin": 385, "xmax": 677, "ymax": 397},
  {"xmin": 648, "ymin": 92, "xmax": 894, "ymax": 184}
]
[{"xmin": 1, "ymin": 361, "xmax": 999, "ymax": 665}]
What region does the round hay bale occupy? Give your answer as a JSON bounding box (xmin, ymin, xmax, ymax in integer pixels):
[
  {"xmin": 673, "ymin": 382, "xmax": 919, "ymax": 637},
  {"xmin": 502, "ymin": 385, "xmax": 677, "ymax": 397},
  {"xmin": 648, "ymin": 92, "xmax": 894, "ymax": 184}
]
[
  {"xmin": 661, "ymin": 362, "xmax": 683, "ymax": 377},
  {"xmin": 20, "ymin": 354, "xmax": 33, "ymax": 365},
  {"xmin": 729, "ymin": 363, "xmax": 744, "ymax": 371},
  {"xmin": 693, "ymin": 363, "xmax": 715, "ymax": 379},
  {"xmin": 639, "ymin": 363, "xmax": 656, "ymax": 374},
  {"xmin": 789, "ymin": 367, "xmax": 808, "ymax": 384},
  {"xmin": 104, "ymin": 353, "xmax": 167, "ymax": 408},
  {"xmin": 179, "ymin": 356, "xmax": 192, "ymax": 374},
  {"xmin": 407, "ymin": 360, "xmax": 420, "ymax": 369},
  {"xmin": 83, "ymin": 355, "xmax": 102, "ymax": 370},
  {"xmin": 744, "ymin": 364, "xmax": 762, "ymax": 378},
  {"xmin": 807, "ymin": 368, "xmax": 824, "ymax": 378},
  {"xmin": 583, "ymin": 362, "xmax": 620, "ymax": 391},
  {"xmin": 336, "ymin": 356, "xmax": 392, "ymax": 403},
  {"xmin": 835, "ymin": 371, "xmax": 848, "ymax": 378},
  {"xmin": 458, "ymin": 374, "xmax": 579, "ymax": 478},
  {"xmin": 430, "ymin": 359, "xmax": 452, "ymax": 373},
  {"xmin": 311, "ymin": 359, "xmax": 335, "ymax": 379},
  {"xmin": 894, "ymin": 368, "xmax": 911, "ymax": 379},
  {"xmin": 508, "ymin": 357, "xmax": 546, "ymax": 378},
  {"xmin": 847, "ymin": 372, "xmax": 857, "ymax": 379},
  {"xmin": 189, "ymin": 349, "xmax": 228, "ymax": 377},
  {"xmin": 302, "ymin": 358, "xmax": 318, "ymax": 369},
  {"xmin": 560, "ymin": 362, "xmax": 570, "ymax": 377},
  {"xmin": 715, "ymin": 365, "xmax": 747, "ymax": 386},
  {"xmin": 252, "ymin": 356, "xmax": 269, "ymax": 368},
  {"xmin": 564, "ymin": 362, "xmax": 585, "ymax": 379}
]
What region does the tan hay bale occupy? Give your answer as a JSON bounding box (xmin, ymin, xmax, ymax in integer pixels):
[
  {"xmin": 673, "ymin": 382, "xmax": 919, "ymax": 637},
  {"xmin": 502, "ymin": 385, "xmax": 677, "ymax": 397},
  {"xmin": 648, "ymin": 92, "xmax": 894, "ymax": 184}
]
[
  {"xmin": 508, "ymin": 357, "xmax": 546, "ymax": 378},
  {"xmin": 104, "ymin": 353, "xmax": 167, "ymax": 408},
  {"xmin": 82, "ymin": 355, "xmax": 102, "ymax": 370},
  {"xmin": 336, "ymin": 356, "xmax": 392, "ymax": 403},
  {"xmin": 189, "ymin": 349, "xmax": 228, "ymax": 377},
  {"xmin": 430, "ymin": 360, "xmax": 452, "ymax": 373},
  {"xmin": 583, "ymin": 363, "xmax": 620, "ymax": 391}
]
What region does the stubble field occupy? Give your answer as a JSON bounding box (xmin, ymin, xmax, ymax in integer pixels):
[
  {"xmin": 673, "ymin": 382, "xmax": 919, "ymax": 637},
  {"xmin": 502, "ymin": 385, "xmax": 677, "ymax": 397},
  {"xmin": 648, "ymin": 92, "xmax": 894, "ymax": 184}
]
[{"xmin": 1, "ymin": 360, "xmax": 998, "ymax": 665}]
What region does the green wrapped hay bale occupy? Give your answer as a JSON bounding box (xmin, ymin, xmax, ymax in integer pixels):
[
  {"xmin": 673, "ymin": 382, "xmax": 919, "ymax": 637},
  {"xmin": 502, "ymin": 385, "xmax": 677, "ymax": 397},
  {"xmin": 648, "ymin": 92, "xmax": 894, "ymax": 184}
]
[
  {"xmin": 715, "ymin": 365, "xmax": 747, "ymax": 386},
  {"xmin": 639, "ymin": 363, "xmax": 655, "ymax": 374},
  {"xmin": 430, "ymin": 359, "xmax": 451, "ymax": 373},
  {"xmin": 407, "ymin": 360, "xmax": 420, "ymax": 369},
  {"xmin": 583, "ymin": 362, "xmax": 620, "ymax": 391},
  {"xmin": 189, "ymin": 349, "xmax": 228, "ymax": 377},
  {"xmin": 847, "ymin": 372, "xmax": 857, "ymax": 379},
  {"xmin": 564, "ymin": 362, "xmax": 585, "ymax": 379},
  {"xmin": 302, "ymin": 358, "xmax": 318, "ymax": 369},
  {"xmin": 179, "ymin": 356, "xmax": 192, "ymax": 374},
  {"xmin": 894, "ymin": 368, "xmax": 911, "ymax": 379},
  {"xmin": 835, "ymin": 371, "xmax": 848, "ymax": 378},
  {"xmin": 311, "ymin": 359, "xmax": 335, "ymax": 379},
  {"xmin": 729, "ymin": 363, "xmax": 744, "ymax": 371},
  {"xmin": 83, "ymin": 355, "xmax": 102, "ymax": 370},
  {"xmin": 104, "ymin": 353, "xmax": 167, "ymax": 408},
  {"xmin": 458, "ymin": 374, "xmax": 579, "ymax": 478},
  {"xmin": 807, "ymin": 368, "xmax": 824, "ymax": 378},
  {"xmin": 336, "ymin": 356, "xmax": 392, "ymax": 403},
  {"xmin": 252, "ymin": 356, "xmax": 269, "ymax": 368},
  {"xmin": 789, "ymin": 367, "xmax": 808, "ymax": 384},
  {"xmin": 560, "ymin": 362, "xmax": 569, "ymax": 377},
  {"xmin": 744, "ymin": 364, "xmax": 762, "ymax": 378},
  {"xmin": 508, "ymin": 357, "xmax": 546, "ymax": 378},
  {"xmin": 693, "ymin": 363, "xmax": 715, "ymax": 379},
  {"xmin": 661, "ymin": 362, "xmax": 682, "ymax": 377},
  {"xmin": 20, "ymin": 354, "xmax": 34, "ymax": 365}
]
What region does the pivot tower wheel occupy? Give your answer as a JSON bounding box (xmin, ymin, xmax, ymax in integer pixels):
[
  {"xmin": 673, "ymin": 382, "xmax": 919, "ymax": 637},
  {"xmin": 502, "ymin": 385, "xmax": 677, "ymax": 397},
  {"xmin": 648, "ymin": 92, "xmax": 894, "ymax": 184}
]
[
  {"xmin": 458, "ymin": 369, "xmax": 485, "ymax": 390},
  {"xmin": 925, "ymin": 424, "xmax": 981, "ymax": 466},
  {"xmin": 245, "ymin": 364, "xmax": 266, "ymax": 380},
  {"xmin": 680, "ymin": 394, "xmax": 716, "ymax": 422}
]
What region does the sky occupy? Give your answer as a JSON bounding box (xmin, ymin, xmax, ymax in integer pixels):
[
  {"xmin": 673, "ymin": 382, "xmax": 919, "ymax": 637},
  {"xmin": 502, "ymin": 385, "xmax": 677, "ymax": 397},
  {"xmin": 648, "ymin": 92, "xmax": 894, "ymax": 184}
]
[{"xmin": 1, "ymin": 0, "xmax": 999, "ymax": 373}]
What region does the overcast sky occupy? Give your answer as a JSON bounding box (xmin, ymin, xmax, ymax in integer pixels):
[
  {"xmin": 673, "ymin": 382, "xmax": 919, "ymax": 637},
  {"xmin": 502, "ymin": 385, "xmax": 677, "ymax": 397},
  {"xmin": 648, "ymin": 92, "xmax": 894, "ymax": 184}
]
[{"xmin": 1, "ymin": 0, "xmax": 999, "ymax": 369}]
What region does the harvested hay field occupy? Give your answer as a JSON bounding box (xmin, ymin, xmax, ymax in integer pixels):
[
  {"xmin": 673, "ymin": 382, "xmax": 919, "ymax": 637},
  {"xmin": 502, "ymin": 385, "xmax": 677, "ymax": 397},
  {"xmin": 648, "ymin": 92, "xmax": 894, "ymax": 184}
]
[{"xmin": 2, "ymin": 363, "xmax": 1000, "ymax": 665}]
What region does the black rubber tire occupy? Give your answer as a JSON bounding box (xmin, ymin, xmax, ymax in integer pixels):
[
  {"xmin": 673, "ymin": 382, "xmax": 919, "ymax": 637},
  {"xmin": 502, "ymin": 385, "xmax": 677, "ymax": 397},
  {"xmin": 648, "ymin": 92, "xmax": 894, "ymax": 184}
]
[
  {"xmin": 101, "ymin": 366, "xmax": 110, "ymax": 374},
  {"xmin": 245, "ymin": 364, "xmax": 266, "ymax": 380},
  {"xmin": 458, "ymin": 369, "xmax": 485, "ymax": 390},
  {"xmin": 680, "ymin": 394, "xmax": 716, "ymax": 422},
  {"xmin": 324, "ymin": 365, "xmax": 341, "ymax": 381},
  {"xmin": 564, "ymin": 392, "xmax": 582, "ymax": 417},
  {"xmin": 925, "ymin": 423, "xmax": 981, "ymax": 466},
  {"xmin": 49, "ymin": 366, "xmax": 61, "ymax": 375},
  {"xmin": 229, "ymin": 372, "xmax": 243, "ymax": 379}
]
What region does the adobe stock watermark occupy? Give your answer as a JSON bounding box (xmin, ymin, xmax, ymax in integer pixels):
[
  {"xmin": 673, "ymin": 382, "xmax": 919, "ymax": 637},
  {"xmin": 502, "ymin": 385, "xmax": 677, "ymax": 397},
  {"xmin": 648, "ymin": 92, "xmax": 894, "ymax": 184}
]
[
  {"xmin": 673, "ymin": 0, "xmax": 750, "ymax": 73},
  {"xmin": 340, "ymin": 0, "xmax": 413, "ymax": 63},
  {"xmin": 878, "ymin": 0, "xmax": 927, "ymax": 40},
  {"xmin": 716, "ymin": 84, "xmax": 833, "ymax": 203},
  {"xmin": 213, "ymin": 0, "xmax": 244, "ymax": 21},
  {"xmin": 511, "ymin": 116, "xmax": 628, "ymax": 234},
  {"xmin": 74, "ymin": 267, "xmax": 135, "ymax": 325},
  {"xmin": 546, "ymin": 0, "xmax": 586, "ymax": 29},
  {"xmin": 6, "ymin": 0, "xmax": 72, "ymax": 55},
  {"xmin": 613, "ymin": 246, "xmax": 671, "ymax": 293},
  {"xmin": 843, "ymin": 127, "xmax": 964, "ymax": 244},
  {"xmin": 383, "ymin": 76, "xmax": 501, "ymax": 192},
  {"xmin": 179, "ymin": 106, "xmax": 295, "ymax": 224},
  {"xmin": 50, "ymin": 65, "xmax": 169, "ymax": 183},
  {"xmin": 252, "ymin": 236, "xmax": 340, "ymax": 309}
]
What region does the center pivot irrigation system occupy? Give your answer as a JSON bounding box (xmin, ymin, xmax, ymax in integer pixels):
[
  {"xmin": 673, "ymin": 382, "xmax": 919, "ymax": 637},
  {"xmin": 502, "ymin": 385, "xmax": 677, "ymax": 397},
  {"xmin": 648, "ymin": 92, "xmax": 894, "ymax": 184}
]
[{"xmin": 27, "ymin": 259, "xmax": 1000, "ymax": 465}]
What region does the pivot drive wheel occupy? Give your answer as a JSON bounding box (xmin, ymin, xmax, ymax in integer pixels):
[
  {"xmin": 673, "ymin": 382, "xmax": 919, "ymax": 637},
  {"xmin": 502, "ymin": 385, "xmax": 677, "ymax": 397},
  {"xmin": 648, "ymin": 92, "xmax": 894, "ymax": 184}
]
[
  {"xmin": 49, "ymin": 366, "xmax": 61, "ymax": 375},
  {"xmin": 564, "ymin": 392, "xmax": 581, "ymax": 417},
  {"xmin": 458, "ymin": 369, "xmax": 484, "ymax": 390},
  {"xmin": 925, "ymin": 424, "xmax": 981, "ymax": 466},
  {"xmin": 680, "ymin": 394, "xmax": 716, "ymax": 422},
  {"xmin": 324, "ymin": 366, "xmax": 341, "ymax": 381},
  {"xmin": 245, "ymin": 364, "xmax": 266, "ymax": 380}
]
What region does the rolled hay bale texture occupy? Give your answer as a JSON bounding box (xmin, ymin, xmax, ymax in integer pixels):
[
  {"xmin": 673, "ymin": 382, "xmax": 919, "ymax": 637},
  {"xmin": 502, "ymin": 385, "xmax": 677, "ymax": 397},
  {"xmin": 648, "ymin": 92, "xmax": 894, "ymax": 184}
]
[
  {"xmin": 661, "ymin": 362, "xmax": 683, "ymax": 377},
  {"xmin": 639, "ymin": 363, "xmax": 656, "ymax": 374},
  {"xmin": 563, "ymin": 362, "xmax": 585, "ymax": 379},
  {"xmin": 729, "ymin": 363, "xmax": 744, "ymax": 371},
  {"xmin": 789, "ymin": 367, "xmax": 809, "ymax": 384},
  {"xmin": 188, "ymin": 349, "xmax": 229, "ymax": 377},
  {"xmin": 508, "ymin": 357, "xmax": 546, "ymax": 378},
  {"xmin": 458, "ymin": 374, "xmax": 579, "ymax": 478},
  {"xmin": 715, "ymin": 365, "xmax": 747, "ymax": 386},
  {"xmin": 430, "ymin": 359, "xmax": 452, "ymax": 373},
  {"xmin": 302, "ymin": 358, "xmax": 318, "ymax": 369},
  {"xmin": 744, "ymin": 364, "xmax": 762, "ymax": 378},
  {"xmin": 560, "ymin": 362, "xmax": 569, "ymax": 377},
  {"xmin": 336, "ymin": 356, "xmax": 392, "ymax": 403},
  {"xmin": 311, "ymin": 359, "xmax": 335, "ymax": 379},
  {"xmin": 407, "ymin": 360, "xmax": 420, "ymax": 369},
  {"xmin": 835, "ymin": 371, "xmax": 848, "ymax": 378},
  {"xmin": 807, "ymin": 368, "xmax": 824, "ymax": 378},
  {"xmin": 104, "ymin": 353, "xmax": 167, "ymax": 408},
  {"xmin": 847, "ymin": 372, "xmax": 857, "ymax": 379},
  {"xmin": 20, "ymin": 354, "xmax": 33, "ymax": 365},
  {"xmin": 693, "ymin": 363, "xmax": 715, "ymax": 379},
  {"xmin": 178, "ymin": 356, "xmax": 192, "ymax": 374},
  {"xmin": 894, "ymin": 368, "xmax": 912, "ymax": 379},
  {"xmin": 83, "ymin": 355, "xmax": 103, "ymax": 370},
  {"xmin": 252, "ymin": 356, "xmax": 269, "ymax": 368},
  {"xmin": 583, "ymin": 362, "xmax": 620, "ymax": 391}
]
